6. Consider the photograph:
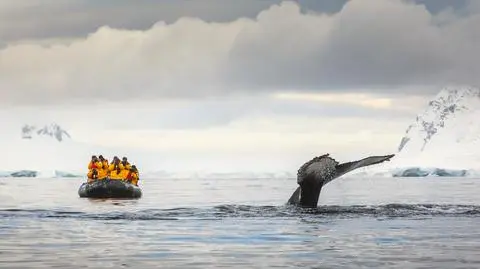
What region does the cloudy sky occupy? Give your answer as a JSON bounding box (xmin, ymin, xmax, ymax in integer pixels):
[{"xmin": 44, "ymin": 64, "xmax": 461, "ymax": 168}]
[{"xmin": 1, "ymin": 0, "xmax": 479, "ymax": 171}]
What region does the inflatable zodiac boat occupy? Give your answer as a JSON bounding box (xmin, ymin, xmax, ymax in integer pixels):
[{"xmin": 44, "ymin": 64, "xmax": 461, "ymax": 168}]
[{"xmin": 78, "ymin": 179, "xmax": 142, "ymax": 199}]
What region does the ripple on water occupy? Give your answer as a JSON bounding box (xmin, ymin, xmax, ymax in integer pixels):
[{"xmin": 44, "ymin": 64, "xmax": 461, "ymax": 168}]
[
  {"xmin": 0, "ymin": 203, "xmax": 479, "ymax": 222},
  {"xmin": 1, "ymin": 177, "xmax": 480, "ymax": 268}
]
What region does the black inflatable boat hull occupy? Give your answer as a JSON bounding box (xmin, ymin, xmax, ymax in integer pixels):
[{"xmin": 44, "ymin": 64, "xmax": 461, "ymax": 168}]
[{"xmin": 78, "ymin": 179, "xmax": 142, "ymax": 198}]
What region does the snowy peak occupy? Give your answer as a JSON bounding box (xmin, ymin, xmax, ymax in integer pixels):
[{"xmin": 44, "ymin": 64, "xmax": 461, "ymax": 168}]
[
  {"xmin": 398, "ymin": 85, "xmax": 480, "ymax": 153},
  {"xmin": 21, "ymin": 123, "xmax": 71, "ymax": 142}
]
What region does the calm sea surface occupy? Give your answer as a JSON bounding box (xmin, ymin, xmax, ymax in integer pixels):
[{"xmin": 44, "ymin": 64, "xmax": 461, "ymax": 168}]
[{"xmin": 0, "ymin": 175, "xmax": 479, "ymax": 268}]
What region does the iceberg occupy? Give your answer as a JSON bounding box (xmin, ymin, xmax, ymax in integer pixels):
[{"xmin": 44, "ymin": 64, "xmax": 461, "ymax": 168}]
[
  {"xmin": 54, "ymin": 170, "xmax": 81, "ymax": 178},
  {"xmin": 391, "ymin": 167, "xmax": 467, "ymax": 177},
  {"xmin": 9, "ymin": 170, "xmax": 38, "ymax": 177}
]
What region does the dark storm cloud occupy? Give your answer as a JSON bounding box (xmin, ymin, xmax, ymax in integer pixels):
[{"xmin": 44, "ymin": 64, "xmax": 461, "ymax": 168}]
[
  {"xmin": 223, "ymin": 0, "xmax": 480, "ymax": 94},
  {"xmin": 0, "ymin": 0, "xmax": 469, "ymax": 43},
  {"xmin": 0, "ymin": 0, "xmax": 300, "ymax": 43},
  {"xmin": 0, "ymin": 0, "xmax": 479, "ymax": 105}
]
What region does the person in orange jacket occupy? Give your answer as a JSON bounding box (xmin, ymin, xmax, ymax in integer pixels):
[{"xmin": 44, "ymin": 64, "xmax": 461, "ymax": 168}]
[
  {"xmin": 95, "ymin": 155, "xmax": 109, "ymax": 180},
  {"xmin": 121, "ymin": 157, "xmax": 132, "ymax": 170},
  {"xmin": 98, "ymin": 155, "xmax": 109, "ymax": 169},
  {"xmin": 108, "ymin": 156, "xmax": 125, "ymax": 180},
  {"xmin": 126, "ymin": 165, "xmax": 140, "ymax": 186},
  {"xmin": 87, "ymin": 155, "xmax": 102, "ymax": 182}
]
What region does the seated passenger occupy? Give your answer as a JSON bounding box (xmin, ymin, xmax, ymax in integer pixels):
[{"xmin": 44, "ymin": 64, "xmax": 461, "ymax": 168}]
[
  {"xmin": 87, "ymin": 155, "xmax": 102, "ymax": 182},
  {"xmin": 119, "ymin": 167, "xmax": 130, "ymax": 180},
  {"xmin": 88, "ymin": 155, "xmax": 101, "ymax": 170},
  {"xmin": 108, "ymin": 157, "xmax": 124, "ymax": 180},
  {"xmin": 99, "ymin": 155, "xmax": 109, "ymax": 168},
  {"xmin": 87, "ymin": 169, "xmax": 98, "ymax": 183},
  {"xmin": 108, "ymin": 156, "xmax": 122, "ymax": 168},
  {"xmin": 108, "ymin": 156, "xmax": 124, "ymax": 170},
  {"xmin": 121, "ymin": 157, "xmax": 132, "ymax": 170},
  {"xmin": 126, "ymin": 165, "xmax": 140, "ymax": 186},
  {"xmin": 96, "ymin": 155, "xmax": 109, "ymax": 179},
  {"xmin": 109, "ymin": 168, "xmax": 124, "ymax": 180}
]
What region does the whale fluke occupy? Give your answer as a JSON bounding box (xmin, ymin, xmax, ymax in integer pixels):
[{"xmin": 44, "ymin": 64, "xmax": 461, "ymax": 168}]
[{"xmin": 288, "ymin": 153, "xmax": 395, "ymax": 208}]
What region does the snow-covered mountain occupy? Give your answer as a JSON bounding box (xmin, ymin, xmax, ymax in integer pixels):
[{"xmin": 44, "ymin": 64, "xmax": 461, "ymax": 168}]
[
  {"xmin": 21, "ymin": 123, "xmax": 71, "ymax": 142},
  {"xmin": 0, "ymin": 123, "xmax": 122, "ymax": 177},
  {"xmin": 398, "ymin": 85, "xmax": 480, "ymax": 154},
  {"xmin": 355, "ymin": 85, "xmax": 480, "ymax": 177},
  {"xmin": 394, "ymin": 85, "xmax": 480, "ymax": 169}
]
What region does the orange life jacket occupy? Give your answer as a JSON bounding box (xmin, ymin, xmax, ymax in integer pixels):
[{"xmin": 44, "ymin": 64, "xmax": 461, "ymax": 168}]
[
  {"xmin": 126, "ymin": 171, "xmax": 139, "ymax": 185},
  {"xmin": 88, "ymin": 161, "xmax": 101, "ymax": 170}
]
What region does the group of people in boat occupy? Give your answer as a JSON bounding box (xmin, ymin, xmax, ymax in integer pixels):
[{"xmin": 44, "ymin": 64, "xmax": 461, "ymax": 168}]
[{"xmin": 87, "ymin": 155, "xmax": 140, "ymax": 186}]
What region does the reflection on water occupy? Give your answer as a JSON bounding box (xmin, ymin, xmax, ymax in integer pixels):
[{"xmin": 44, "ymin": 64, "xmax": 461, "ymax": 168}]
[{"xmin": 0, "ymin": 176, "xmax": 479, "ymax": 268}]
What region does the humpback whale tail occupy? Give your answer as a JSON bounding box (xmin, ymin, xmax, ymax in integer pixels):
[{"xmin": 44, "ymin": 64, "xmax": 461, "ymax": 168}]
[{"xmin": 288, "ymin": 153, "xmax": 395, "ymax": 208}]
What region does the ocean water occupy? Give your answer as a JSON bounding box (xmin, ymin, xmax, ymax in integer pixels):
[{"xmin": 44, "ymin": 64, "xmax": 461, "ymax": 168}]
[{"xmin": 0, "ymin": 175, "xmax": 479, "ymax": 268}]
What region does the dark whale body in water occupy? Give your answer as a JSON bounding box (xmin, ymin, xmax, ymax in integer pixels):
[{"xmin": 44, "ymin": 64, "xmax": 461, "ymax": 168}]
[{"xmin": 288, "ymin": 154, "xmax": 395, "ymax": 208}]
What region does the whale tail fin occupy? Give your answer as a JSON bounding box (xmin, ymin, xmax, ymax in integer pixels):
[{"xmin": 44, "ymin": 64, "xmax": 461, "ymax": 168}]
[
  {"xmin": 288, "ymin": 153, "xmax": 395, "ymax": 207},
  {"xmin": 327, "ymin": 154, "xmax": 395, "ymax": 185},
  {"xmin": 287, "ymin": 186, "xmax": 301, "ymax": 205}
]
